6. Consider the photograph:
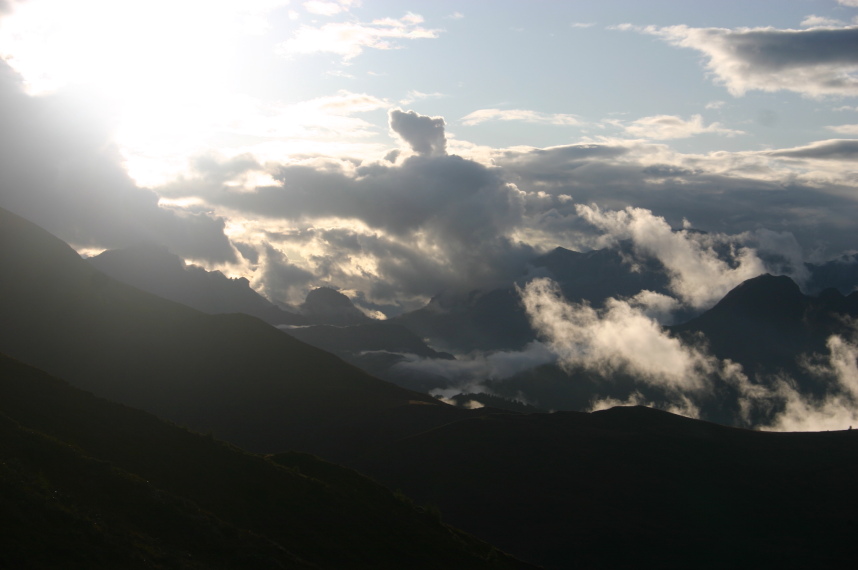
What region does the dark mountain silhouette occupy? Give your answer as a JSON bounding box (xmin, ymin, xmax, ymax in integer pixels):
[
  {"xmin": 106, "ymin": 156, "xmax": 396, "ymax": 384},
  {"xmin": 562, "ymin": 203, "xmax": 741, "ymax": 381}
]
[
  {"xmin": 805, "ymin": 252, "xmax": 858, "ymax": 295},
  {"xmin": 0, "ymin": 353, "xmax": 527, "ymax": 569},
  {"xmin": 0, "ymin": 206, "xmax": 483, "ymax": 462},
  {"xmin": 298, "ymin": 286, "xmax": 373, "ymax": 326},
  {"xmin": 531, "ymin": 244, "xmax": 672, "ymax": 305},
  {"xmin": 285, "ymin": 321, "xmax": 454, "ymax": 382},
  {"xmin": 672, "ymin": 273, "xmax": 858, "ymax": 382},
  {"xmin": 88, "ymin": 244, "xmax": 307, "ymax": 325},
  {"xmin": 392, "ymin": 243, "xmax": 674, "ymax": 353},
  {"xmin": 352, "ymin": 405, "xmax": 858, "ymax": 569}
]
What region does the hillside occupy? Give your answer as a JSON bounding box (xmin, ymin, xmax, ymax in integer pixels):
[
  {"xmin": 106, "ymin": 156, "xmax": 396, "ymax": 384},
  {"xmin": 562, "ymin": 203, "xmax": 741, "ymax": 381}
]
[
  {"xmin": 0, "ymin": 206, "xmax": 478, "ymax": 461},
  {"xmin": 0, "ymin": 353, "xmax": 526, "ymax": 569},
  {"xmin": 352, "ymin": 406, "xmax": 858, "ymax": 569}
]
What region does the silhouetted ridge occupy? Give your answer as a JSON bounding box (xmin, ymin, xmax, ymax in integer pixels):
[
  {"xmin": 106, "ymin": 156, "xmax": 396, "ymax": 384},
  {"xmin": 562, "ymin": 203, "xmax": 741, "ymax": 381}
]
[
  {"xmin": 299, "ymin": 286, "xmax": 372, "ymax": 325},
  {"xmin": 89, "ymin": 243, "xmax": 307, "ymax": 326},
  {"xmin": 709, "ymin": 273, "xmax": 805, "ymax": 322},
  {"xmin": 0, "ymin": 205, "xmax": 485, "ymax": 462}
]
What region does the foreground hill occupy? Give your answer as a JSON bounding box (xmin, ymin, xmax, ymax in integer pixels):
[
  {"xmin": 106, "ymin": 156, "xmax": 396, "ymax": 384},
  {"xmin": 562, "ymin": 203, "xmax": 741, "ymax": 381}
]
[
  {"xmin": 0, "ymin": 206, "xmax": 476, "ymax": 461},
  {"xmin": 0, "ymin": 353, "xmax": 526, "ymax": 569},
  {"xmin": 351, "ymin": 406, "xmax": 858, "ymax": 569}
]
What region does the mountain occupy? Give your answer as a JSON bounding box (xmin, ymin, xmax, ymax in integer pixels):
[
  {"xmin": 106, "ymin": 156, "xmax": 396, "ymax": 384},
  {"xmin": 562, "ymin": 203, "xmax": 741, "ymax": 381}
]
[
  {"xmin": 805, "ymin": 252, "xmax": 858, "ymax": 295},
  {"xmin": 671, "ymin": 273, "xmax": 858, "ymax": 383},
  {"xmin": 285, "ymin": 321, "xmax": 454, "ymax": 383},
  {"xmin": 0, "ymin": 206, "xmax": 480, "ymax": 462},
  {"xmin": 88, "ymin": 243, "xmax": 307, "ymax": 326},
  {"xmin": 298, "ymin": 287, "xmax": 373, "ymax": 325},
  {"xmin": 392, "ymin": 244, "xmax": 674, "ymax": 353},
  {"xmin": 352, "ymin": 405, "xmax": 858, "ymax": 569},
  {"xmin": 0, "ymin": 353, "xmax": 527, "ymax": 569}
]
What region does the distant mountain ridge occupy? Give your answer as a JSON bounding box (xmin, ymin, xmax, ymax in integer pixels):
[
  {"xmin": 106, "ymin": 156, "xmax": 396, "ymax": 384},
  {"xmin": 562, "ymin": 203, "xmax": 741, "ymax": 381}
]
[
  {"xmin": 88, "ymin": 243, "xmax": 307, "ymax": 325},
  {"xmin": 0, "ymin": 206, "xmax": 481, "ymax": 461}
]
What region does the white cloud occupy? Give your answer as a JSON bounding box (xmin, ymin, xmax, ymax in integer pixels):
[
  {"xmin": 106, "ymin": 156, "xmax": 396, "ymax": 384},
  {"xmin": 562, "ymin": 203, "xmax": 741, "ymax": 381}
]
[
  {"xmin": 826, "ymin": 124, "xmax": 858, "ymax": 135},
  {"xmin": 302, "ymin": 0, "xmax": 358, "ymax": 17},
  {"xmin": 576, "ymin": 205, "xmax": 767, "ymax": 309},
  {"xmin": 800, "ymin": 15, "xmax": 847, "ymax": 28},
  {"xmin": 518, "ymin": 277, "xmax": 715, "ymax": 392},
  {"xmin": 763, "ymin": 331, "xmax": 858, "ymax": 431},
  {"xmin": 837, "ymin": 0, "xmax": 858, "ymax": 7},
  {"xmin": 461, "ymin": 108, "xmax": 581, "ymax": 127},
  {"xmin": 641, "ymin": 24, "xmax": 858, "ymax": 97},
  {"xmin": 399, "ymin": 90, "xmax": 446, "ymax": 105},
  {"xmin": 277, "ymin": 12, "xmax": 440, "ymax": 60},
  {"xmin": 621, "ymin": 114, "xmax": 743, "ymax": 140}
]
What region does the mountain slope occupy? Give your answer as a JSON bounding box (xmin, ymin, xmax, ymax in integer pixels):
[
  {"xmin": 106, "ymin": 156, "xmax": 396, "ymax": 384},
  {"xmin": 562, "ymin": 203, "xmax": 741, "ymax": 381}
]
[
  {"xmin": 671, "ymin": 274, "xmax": 858, "ymax": 382},
  {"xmin": 352, "ymin": 405, "xmax": 858, "ymax": 569},
  {"xmin": 0, "ymin": 206, "xmax": 476, "ymax": 461},
  {"xmin": 0, "ymin": 353, "xmax": 527, "ymax": 569},
  {"xmin": 88, "ymin": 244, "xmax": 307, "ymax": 325}
]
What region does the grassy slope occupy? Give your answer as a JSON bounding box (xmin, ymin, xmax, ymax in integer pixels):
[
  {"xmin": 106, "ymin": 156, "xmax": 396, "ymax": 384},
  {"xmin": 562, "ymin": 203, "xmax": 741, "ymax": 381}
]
[{"xmin": 0, "ymin": 353, "xmax": 527, "ymax": 569}]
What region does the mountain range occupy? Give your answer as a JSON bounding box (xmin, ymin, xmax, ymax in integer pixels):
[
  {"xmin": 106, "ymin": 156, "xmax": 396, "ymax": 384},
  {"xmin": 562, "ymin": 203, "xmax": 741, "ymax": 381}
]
[{"xmin": 4, "ymin": 204, "xmax": 858, "ymax": 568}]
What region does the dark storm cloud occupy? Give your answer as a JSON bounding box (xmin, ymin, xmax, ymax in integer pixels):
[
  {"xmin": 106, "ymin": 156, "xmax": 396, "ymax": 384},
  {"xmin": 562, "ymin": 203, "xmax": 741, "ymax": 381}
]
[
  {"xmin": 497, "ymin": 142, "xmax": 858, "ymax": 256},
  {"xmin": 0, "ymin": 61, "xmax": 235, "ymax": 262},
  {"xmin": 728, "ymin": 27, "xmax": 858, "ymax": 69},
  {"xmin": 645, "ymin": 24, "xmax": 858, "ymax": 96},
  {"xmin": 766, "ymin": 139, "xmax": 858, "ymax": 160},
  {"xmin": 389, "ymin": 109, "xmax": 447, "ymax": 157}
]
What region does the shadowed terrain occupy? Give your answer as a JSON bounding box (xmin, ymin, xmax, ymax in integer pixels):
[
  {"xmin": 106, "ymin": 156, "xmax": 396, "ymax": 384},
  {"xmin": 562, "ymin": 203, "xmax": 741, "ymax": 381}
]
[
  {"xmin": 0, "ymin": 206, "xmax": 481, "ymax": 462},
  {"xmin": 0, "ymin": 353, "xmax": 527, "ymax": 569},
  {"xmin": 352, "ymin": 406, "xmax": 858, "ymax": 569}
]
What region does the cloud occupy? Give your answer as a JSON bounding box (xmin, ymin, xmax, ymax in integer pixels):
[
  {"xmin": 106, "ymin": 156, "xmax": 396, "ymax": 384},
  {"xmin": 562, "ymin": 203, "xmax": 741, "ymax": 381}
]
[
  {"xmin": 837, "ymin": 0, "xmax": 858, "ymax": 7},
  {"xmin": 519, "ymin": 276, "xmax": 858, "ymax": 431},
  {"xmin": 759, "ymin": 329, "xmax": 858, "ymax": 431},
  {"xmin": 389, "ymin": 109, "xmax": 447, "ymax": 156},
  {"xmin": 641, "ymin": 24, "xmax": 858, "ymax": 97},
  {"xmin": 576, "ymin": 205, "xmax": 767, "ymax": 309},
  {"xmin": 161, "ymin": 113, "xmax": 535, "ymax": 308},
  {"xmin": 495, "ymin": 139, "xmax": 858, "ymax": 257},
  {"xmin": 620, "ymin": 114, "xmax": 743, "ymax": 140},
  {"xmin": 277, "ymin": 12, "xmax": 440, "ymax": 61},
  {"xmin": 826, "ymin": 124, "xmax": 858, "ymax": 135},
  {"xmin": 250, "ymin": 243, "xmax": 315, "ymax": 306},
  {"xmin": 399, "ymin": 90, "xmax": 445, "ymax": 105},
  {"xmin": 801, "ymin": 15, "xmax": 848, "ymax": 28},
  {"xmin": 519, "ymin": 277, "xmax": 719, "ymax": 392},
  {"xmin": 765, "ymin": 139, "xmax": 858, "ymax": 159},
  {"xmin": 461, "ymin": 108, "xmax": 581, "ymax": 127},
  {"xmin": 395, "ymin": 341, "xmax": 557, "ymax": 396},
  {"xmin": 302, "ymin": 0, "xmax": 357, "ymax": 17}
]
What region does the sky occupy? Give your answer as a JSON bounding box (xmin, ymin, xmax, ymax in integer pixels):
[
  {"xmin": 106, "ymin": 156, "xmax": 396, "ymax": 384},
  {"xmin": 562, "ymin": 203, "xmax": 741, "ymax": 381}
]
[{"xmin": 1, "ymin": 0, "xmax": 858, "ymax": 316}]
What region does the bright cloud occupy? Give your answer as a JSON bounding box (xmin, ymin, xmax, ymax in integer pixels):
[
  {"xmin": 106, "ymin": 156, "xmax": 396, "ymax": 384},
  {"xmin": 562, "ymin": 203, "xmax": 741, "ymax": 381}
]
[
  {"xmin": 277, "ymin": 12, "xmax": 440, "ymax": 60},
  {"xmin": 519, "ymin": 277, "xmax": 715, "ymax": 392},
  {"xmin": 461, "ymin": 108, "xmax": 581, "ymax": 127},
  {"xmin": 576, "ymin": 205, "xmax": 767, "ymax": 309},
  {"xmin": 621, "ymin": 114, "xmax": 743, "ymax": 140}
]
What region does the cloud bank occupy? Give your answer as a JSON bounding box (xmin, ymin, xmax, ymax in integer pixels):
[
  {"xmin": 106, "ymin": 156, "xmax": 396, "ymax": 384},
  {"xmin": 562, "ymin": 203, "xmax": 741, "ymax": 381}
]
[{"xmin": 641, "ymin": 24, "xmax": 858, "ymax": 97}]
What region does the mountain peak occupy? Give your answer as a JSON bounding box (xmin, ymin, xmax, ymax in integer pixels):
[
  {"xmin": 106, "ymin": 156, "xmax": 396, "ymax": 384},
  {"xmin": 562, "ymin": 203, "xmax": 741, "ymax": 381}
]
[
  {"xmin": 300, "ymin": 287, "xmax": 372, "ymax": 325},
  {"xmin": 710, "ymin": 273, "xmax": 804, "ymax": 320}
]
